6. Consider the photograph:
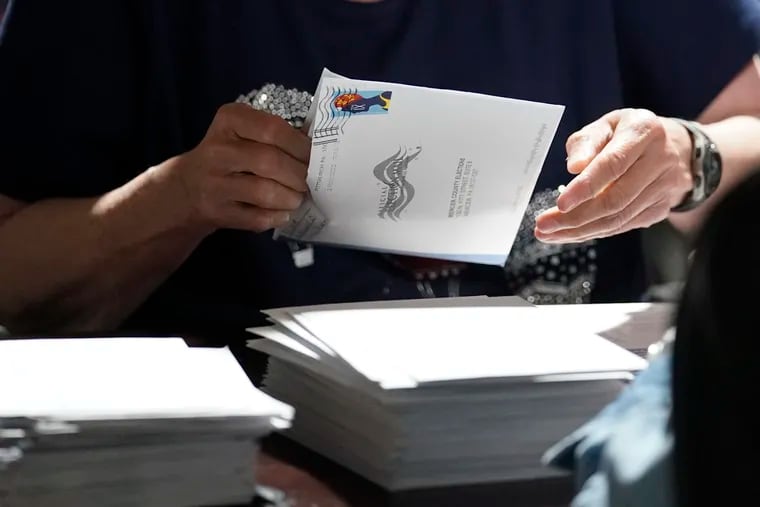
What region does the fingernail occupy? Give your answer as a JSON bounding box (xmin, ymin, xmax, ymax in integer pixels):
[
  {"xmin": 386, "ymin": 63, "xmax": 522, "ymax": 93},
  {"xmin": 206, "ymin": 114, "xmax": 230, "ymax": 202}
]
[
  {"xmin": 566, "ymin": 152, "xmax": 582, "ymax": 167},
  {"xmin": 557, "ymin": 193, "xmax": 577, "ymax": 213},
  {"xmin": 567, "ymin": 145, "xmax": 593, "ymax": 169},
  {"xmin": 536, "ymin": 218, "xmax": 560, "ymax": 234},
  {"xmin": 535, "ymin": 231, "xmax": 558, "ymax": 244}
]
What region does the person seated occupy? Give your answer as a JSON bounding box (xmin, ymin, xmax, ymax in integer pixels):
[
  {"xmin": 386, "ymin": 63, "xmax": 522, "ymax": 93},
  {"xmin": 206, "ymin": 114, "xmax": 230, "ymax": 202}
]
[
  {"xmin": 544, "ymin": 166, "xmax": 760, "ymax": 507},
  {"xmin": 0, "ymin": 1, "xmax": 758, "ymax": 339},
  {"xmin": 671, "ymin": 168, "xmax": 760, "ymax": 507}
]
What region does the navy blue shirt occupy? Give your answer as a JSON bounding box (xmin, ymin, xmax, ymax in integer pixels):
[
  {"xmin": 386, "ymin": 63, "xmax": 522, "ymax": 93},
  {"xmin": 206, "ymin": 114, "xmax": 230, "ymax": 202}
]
[{"xmin": 1, "ymin": 1, "xmax": 758, "ymax": 337}]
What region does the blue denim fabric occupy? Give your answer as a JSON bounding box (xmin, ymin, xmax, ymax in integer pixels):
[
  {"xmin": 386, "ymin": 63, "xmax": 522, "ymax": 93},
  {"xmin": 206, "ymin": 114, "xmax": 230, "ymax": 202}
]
[{"xmin": 543, "ymin": 344, "xmax": 674, "ymax": 507}]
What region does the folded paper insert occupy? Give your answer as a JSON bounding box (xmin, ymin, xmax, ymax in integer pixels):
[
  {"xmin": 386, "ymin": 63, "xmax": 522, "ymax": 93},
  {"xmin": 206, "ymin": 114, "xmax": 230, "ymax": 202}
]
[{"xmin": 275, "ymin": 68, "xmax": 565, "ymax": 266}]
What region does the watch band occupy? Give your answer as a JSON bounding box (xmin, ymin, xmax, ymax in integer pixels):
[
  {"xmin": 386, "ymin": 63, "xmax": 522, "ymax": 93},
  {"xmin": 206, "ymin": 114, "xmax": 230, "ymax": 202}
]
[{"xmin": 670, "ymin": 118, "xmax": 721, "ymax": 212}]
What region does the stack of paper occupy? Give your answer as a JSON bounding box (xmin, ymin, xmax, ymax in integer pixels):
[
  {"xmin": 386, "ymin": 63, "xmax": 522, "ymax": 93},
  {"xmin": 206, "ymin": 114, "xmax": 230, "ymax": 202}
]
[
  {"xmin": 0, "ymin": 337, "xmax": 293, "ymax": 507},
  {"xmin": 275, "ymin": 68, "xmax": 565, "ymax": 265},
  {"xmin": 247, "ymin": 297, "xmax": 648, "ymax": 490}
]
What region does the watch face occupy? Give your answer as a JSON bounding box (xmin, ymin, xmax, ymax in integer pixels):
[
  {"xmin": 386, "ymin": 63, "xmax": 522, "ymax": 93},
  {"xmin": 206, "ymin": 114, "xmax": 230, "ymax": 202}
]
[
  {"xmin": 670, "ymin": 124, "xmax": 722, "ymax": 212},
  {"xmin": 704, "ymin": 142, "xmax": 722, "ymax": 196}
]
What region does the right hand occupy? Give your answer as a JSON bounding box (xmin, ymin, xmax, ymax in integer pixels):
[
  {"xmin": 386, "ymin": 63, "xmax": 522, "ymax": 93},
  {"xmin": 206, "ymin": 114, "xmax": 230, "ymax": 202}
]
[{"xmin": 162, "ymin": 102, "xmax": 310, "ymax": 233}]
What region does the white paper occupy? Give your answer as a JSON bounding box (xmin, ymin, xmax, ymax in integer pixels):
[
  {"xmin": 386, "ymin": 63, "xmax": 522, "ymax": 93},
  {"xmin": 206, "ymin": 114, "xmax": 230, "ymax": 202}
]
[
  {"xmin": 276, "ymin": 68, "xmax": 565, "ymax": 265},
  {"xmin": 249, "ymin": 300, "xmax": 649, "ymax": 490},
  {"xmin": 272, "ymin": 306, "xmax": 647, "ymax": 388},
  {"xmin": 0, "ymin": 337, "xmax": 293, "ymax": 422},
  {"xmin": 248, "ymin": 296, "xmax": 534, "ymax": 385},
  {"xmin": 532, "ymin": 302, "xmax": 674, "ymax": 351}
]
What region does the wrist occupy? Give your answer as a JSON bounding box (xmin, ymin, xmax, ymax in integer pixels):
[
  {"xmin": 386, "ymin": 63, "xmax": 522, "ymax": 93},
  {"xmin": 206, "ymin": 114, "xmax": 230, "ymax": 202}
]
[
  {"xmin": 147, "ymin": 155, "xmax": 218, "ymax": 236},
  {"xmin": 667, "ymin": 118, "xmax": 723, "ymax": 213},
  {"xmin": 663, "ymin": 117, "xmax": 695, "ymax": 206},
  {"xmin": 92, "ymin": 158, "xmax": 213, "ymax": 249}
]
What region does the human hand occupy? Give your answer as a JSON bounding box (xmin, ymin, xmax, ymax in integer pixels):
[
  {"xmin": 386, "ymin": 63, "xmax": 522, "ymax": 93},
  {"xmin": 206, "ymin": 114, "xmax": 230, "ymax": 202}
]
[
  {"xmin": 161, "ymin": 103, "xmax": 310, "ymax": 233},
  {"xmin": 534, "ymin": 109, "xmax": 693, "ymax": 243}
]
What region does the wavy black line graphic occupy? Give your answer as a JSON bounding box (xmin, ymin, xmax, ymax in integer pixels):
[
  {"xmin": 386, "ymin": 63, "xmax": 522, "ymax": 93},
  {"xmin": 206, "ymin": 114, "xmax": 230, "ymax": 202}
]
[
  {"xmin": 333, "ymin": 87, "xmax": 354, "ymax": 134},
  {"xmin": 373, "ymin": 146, "xmax": 423, "ymax": 221},
  {"xmin": 314, "ymin": 86, "xmax": 333, "ymax": 133},
  {"xmin": 314, "ymin": 86, "xmax": 353, "ymax": 139}
]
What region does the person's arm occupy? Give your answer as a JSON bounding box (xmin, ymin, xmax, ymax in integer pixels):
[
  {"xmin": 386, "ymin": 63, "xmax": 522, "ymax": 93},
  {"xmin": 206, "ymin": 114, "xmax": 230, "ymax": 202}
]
[
  {"xmin": 534, "ymin": 56, "xmax": 760, "ymax": 243},
  {"xmin": 0, "ymin": 169, "xmax": 205, "ymax": 334},
  {"xmin": 0, "ymin": 104, "xmax": 310, "ymax": 334},
  {"xmin": 668, "ymin": 55, "xmax": 760, "ymax": 236}
]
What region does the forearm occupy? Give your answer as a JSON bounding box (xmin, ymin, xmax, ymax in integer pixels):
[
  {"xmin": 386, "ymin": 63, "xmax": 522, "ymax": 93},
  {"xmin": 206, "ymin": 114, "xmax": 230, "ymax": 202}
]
[
  {"xmin": 0, "ymin": 161, "xmax": 208, "ymax": 333},
  {"xmin": 668, "ymin": 115, "xmax": 760, "ymax": 237}
]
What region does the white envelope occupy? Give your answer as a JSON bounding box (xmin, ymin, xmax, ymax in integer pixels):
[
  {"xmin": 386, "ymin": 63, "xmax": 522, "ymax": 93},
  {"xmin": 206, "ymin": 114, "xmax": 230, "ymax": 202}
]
[{"xmin": 276, "ymin": 68, "xmax": 564, "ymax": 265}]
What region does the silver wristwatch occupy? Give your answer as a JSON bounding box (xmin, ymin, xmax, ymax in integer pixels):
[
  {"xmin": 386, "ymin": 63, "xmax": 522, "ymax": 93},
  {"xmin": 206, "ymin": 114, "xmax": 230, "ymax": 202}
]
[{"xmin": 670, "ymin": 119, "xmax": 722, "ymax": 212}]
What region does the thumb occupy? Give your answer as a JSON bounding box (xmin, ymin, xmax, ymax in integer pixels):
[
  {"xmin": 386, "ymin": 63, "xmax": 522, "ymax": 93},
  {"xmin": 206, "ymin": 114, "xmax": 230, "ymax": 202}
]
[{"xmin": 565, "ymin": 112, "xmax": 619, "ymax": 174}]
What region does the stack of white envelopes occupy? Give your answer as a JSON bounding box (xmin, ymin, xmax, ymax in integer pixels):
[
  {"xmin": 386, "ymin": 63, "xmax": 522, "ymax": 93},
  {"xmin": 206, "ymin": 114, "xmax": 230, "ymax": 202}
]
[
  {"xmin": 0, "ymin": 337, "xmax": 293, "ymax": 507},
  {"xmin": 247, "ymin": 297, "xmax": 648, "ymax": 490}
]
